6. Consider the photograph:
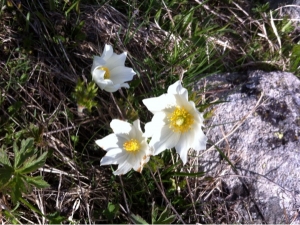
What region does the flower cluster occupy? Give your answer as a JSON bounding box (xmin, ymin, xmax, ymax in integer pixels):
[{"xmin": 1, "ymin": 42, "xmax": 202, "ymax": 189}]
[{"xmin": 93, "ymin": 44, "xmax": 208, "ymax": 175}]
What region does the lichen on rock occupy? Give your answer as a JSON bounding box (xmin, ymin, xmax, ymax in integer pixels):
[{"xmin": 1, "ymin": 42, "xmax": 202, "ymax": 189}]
[{"xmin": 196, "ymin": 70, "xmax": 300, "ymax": 223}]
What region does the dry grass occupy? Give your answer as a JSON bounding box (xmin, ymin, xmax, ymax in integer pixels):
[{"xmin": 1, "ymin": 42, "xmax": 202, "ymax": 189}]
[
  {"xmin": 0, "ymin": 2, "xmax": 177, "ymax": 223},
  {"xmin": 0, "ymin": 0, "xmax": 299, "ymax": 223}
]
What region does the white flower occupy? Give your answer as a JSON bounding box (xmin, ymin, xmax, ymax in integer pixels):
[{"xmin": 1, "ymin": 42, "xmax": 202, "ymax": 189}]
[
  {"xmin": 96, "ymin": 119, "xmax": 152, "ymax": 175},
  {"xmin": 142, "ymin": 80, "xmax": 207, "ymax": 164},
  {"xmin": 91, "ymin": 44, "xmax": 136, "ymax": 92}
]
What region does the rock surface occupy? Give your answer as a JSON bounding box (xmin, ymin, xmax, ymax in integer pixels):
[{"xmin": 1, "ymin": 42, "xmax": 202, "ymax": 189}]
[
  {"xmin": 196, "ymin": 71, "xmax": 300, "ymax": 223},
  {"xmin": 265, "ymin": 0, "xmax": 300, "ymax": 23}
]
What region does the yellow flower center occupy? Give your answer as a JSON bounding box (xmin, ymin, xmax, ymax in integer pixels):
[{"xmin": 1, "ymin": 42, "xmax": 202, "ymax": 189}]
[
  {"xmin": 169, "ymin": 107, "xmax": 194, "ymax": 133},
  {"xmin": 123, "ymin": 139, "xmax": 140, "ymax": 152},
  {"xmin": 98, "ymin": 66, "xmax": 110, "ymax": 79}
]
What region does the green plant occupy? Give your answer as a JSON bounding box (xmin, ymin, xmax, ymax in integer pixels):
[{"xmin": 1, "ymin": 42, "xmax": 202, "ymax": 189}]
[
  {"xmin": 0, "ymin": 138, "xmax": 49, "ymax": 204},
  {"xmin": 72, "ymin": 80, "xmax": 98, "ymax": 112}
]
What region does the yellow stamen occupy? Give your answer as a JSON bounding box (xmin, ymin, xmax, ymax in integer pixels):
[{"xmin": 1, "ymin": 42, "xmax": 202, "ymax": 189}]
[
  {"xmin": 98, "ymin": 66, "xmax": 110, "ymax": 79},
  {"xmin": 123, "ymin": 139, "xmax": 140, "ymax": 152},
  {"xmin": 169, "ymin": 107, "xmax": 194, "ymax": 133}
]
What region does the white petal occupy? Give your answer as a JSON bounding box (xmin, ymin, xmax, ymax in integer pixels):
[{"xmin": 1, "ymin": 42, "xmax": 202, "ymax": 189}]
[
  {"xmin": 110, "ymin": 119, "xmax": 132, "ymax": 134},
  {"xmin": 194, "ymin": 110, "xmax": 205, "ymax": 126},
  {"xmin": 96, "ymin": 82, "xmax": 110, "ymax": 90},
  {"xmin": 191, "ymin": 124, "xmax": 207, "ymax": 150},
  {"xmin": 132, "ymin": 119, "xmax": 142, "ymax": 132},
  {"xmin": 110, "ymin": 66, "xmax": 136, "ymax": 83},
  {"xmin": 126, "ymin": 153, "xmax": 138, "ymax": 167},
  {"xmin": 91, "ymin": 56, "xmax": 106, "ymax": 72},
  {"xmin": 103, "ymin": 82, "xmax": 130, "ymax": 92},
  {"xmin": 143, "ymin": 121, "xmax": 156, "ymax": 138},
  {"xmin": 175, "ymin": 132, "xmax": 193, "ymax": 165},
  {"xmin": 103, "ymin": 84, "xmax": 121, "ymax": 92},
  {"xmin": 175, "ymin": 94, "xmax": 191, "ymax": 109},
  {"xmin": 105, "ymin": 148, "xmax": 123, "ymax": 156},
  {"xmin": 143, "ymin": 113, "xmax": 166, "ymax": 138},
  {"xmin": 92, "ymin": 67, "xmax": 105, "ymax": 81},
  {"xmin": 100, "ymin": 151, "xmax": 124, "ymax": 165},
  {"xmin": 105, "ymin": 52, "xmax": 127, "ymax": 69},
  {"xmin": 143, "ymin": 94, "xmax": 176, "ymax": 114},
  {"xmin": 114, "ymin": 160, "xmax": 132, "ymax": 175},
  {"xmin": 130, "ymin": 119, "xmax": 141, "ymax": 139},
  {"xmin": 100, "ymin": 156, "xmax": 117, "ymax": 165},
  {"xmin": 151, "ymin": 125, "xmax": 180, "ymax": 155},
  {"xmin": 168, "ymin": 81, "xmax": 188, "ymax": 101},
  {"xmin": 92, "ymin": 69, "xmax": 114, "ymax": 90},
  {"xmin": 120, "ymin": 83, "xmax": 130, "ymax": 88},
  {"xmin": 101, "ymin": 44, "xmax": 114, "ymax": 61},
  {"xmin": 132, "ymin": 153, "xmax": 149, "ymax": 172},
  {"xmin": 95, "ymin": 134, "xmax": 118, "ymax": 150}
]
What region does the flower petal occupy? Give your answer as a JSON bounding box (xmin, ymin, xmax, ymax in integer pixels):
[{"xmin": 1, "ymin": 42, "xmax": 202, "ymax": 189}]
[
  {"xmin": 110, "ymin": 66, "xmax": 136, "ymax": 84},
  {"xmin": 114, "ymin": 160, "xmax": 132, "ymax": 175},
  {"xmin": 110, "ymin": 119, "xmax": 132, "ymax": 134},
  {"xmin": 91, "ymin": 56, "xmax": 106, "ymax": 72},
  {"xmin": 92, "ymin": 67, "xmax": 105, "ymax": 81},
  {"xmin": 105, "ymin": 52, "xmax": 127, "ymax": 69},
  {"xmin": 103, "ymin": 84, "xmax": 121, "ymax": 92},
  {"xmin": 167, "ymin": 80, "xmax": 188, "ymax": 100},
  {"xmin": 92, "ymin": 69, "xmax": 114, "ymax": 90},
  {"xmin": 143, "ymin": 121, "xmax": 156, "ymax": 138},
  {"xmin": 95, "ymin": 134, "xmax": 119, "ymax": 150},
  {"xmin": 100, "ymin": 150, "xmax": 124, "ymax": 165},
  {"xmin": 143, "ymin": 112, "xmax": 166, "ymax": 137},
  {"xmin": 175, "ymin": 132, "xmax": 193, "ymax": 165},
  {"xmin": 105, "ymin": 148, "xmax": 123, "ymax": 156},
  {"xmin": 191, "ymin": 124, "xmax": 208, "ymax": 150},
  {"xmin": 143, "ymin": 94, "xmax": 176, "ymax": 114},
  {"xmin": 101, "ymin": 44, "xmax": 114, "ymax": 61},
  {"xmin": 103, "ymin": 82, "xmax": 130, "ymax": 92},
  {"xmin": 150, "ymin": 125, "xmax": 180, "ymax": 155},
  {"xmin": 132, "ymin": 153, "xmax": 150, "ymax": 172}
]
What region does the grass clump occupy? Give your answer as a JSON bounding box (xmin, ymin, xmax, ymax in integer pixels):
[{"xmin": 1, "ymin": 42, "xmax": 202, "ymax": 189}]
[{"xmin": 0, "ymin": 0, "xmax": 299, "ymax": 223}]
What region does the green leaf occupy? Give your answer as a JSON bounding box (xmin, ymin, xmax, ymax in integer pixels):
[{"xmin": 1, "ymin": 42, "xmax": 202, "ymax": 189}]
[
  {"xmin": 102, "ymin": 202, "xmax": 119, "ymax": 220},
  {"xmin": 156, "ymin": 206, "xmax": 169, "ymax": 223},
  {"xmin": 215, "ymin": 145, "xmax": 235, "ymax": 168},
  {"xmin": 10, "ymin": 174, "xmax": 25, "ymax": 203},
  {"xmin": 0, "ymin": 148, "xmax": 12, "ymax": 167},
  {"xmin": 160, "ymin": 161, "xmax": 181, "ymax": 177},
  {"xmin": 154, "ymin": 8, "xmax": 162, "ymax": 23},
  {"xmin": 154, "ymin": 206, "xmax": 176, "ymax": 224},
  {"xmin": 19, "ymin": 197, "xmax": 44, "ymax": 216},
  {"xmin": 155, "ymin": 215, "xmax": 176, "ymax": 224},
  {"xmin": 25, "ymin": 176, "xmax": 50, "ymax": 188},
  {"xmin": 170, "ymin": 171, "xmax": 205, "ymax": 177},
  {"xmin": 47, "ymin": 211, "xmax": 66, "ymax": 224},
  {"xmin": 290, "ymin": 44, "xmax": 300, "ymax": 72},
  {"xmin": 14, "ymin": 138, "xmax": 35, "ymax": 169},
  {"xmin": 151, "ymin": 204, "xmax": 158, "ymax": 224},
  {"xmin": 0, "ymin": 166, "xmax": 13, "ymax": 187},
  {"xmin": 129, "ymin": 213, "xmax": 149, "ymax": 224},
  {"xmin": 17, "ymin": 151, "xmax": 47, "ymax": 174},
  {"xmin": 281, "ymin": 19, "xmax": 293, "ymax": 33}
]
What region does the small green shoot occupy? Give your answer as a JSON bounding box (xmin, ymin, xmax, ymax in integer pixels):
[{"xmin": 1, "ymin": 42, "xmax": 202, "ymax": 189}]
[{"xmin": 72, "ymin": 80, "xmax": 98, "ymax": 113}]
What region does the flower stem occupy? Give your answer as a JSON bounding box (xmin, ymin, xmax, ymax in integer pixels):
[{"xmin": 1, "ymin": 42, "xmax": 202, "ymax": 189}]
[{"xmin": 148, "ymin": 166, "xmax": 186, "ymax": 224}]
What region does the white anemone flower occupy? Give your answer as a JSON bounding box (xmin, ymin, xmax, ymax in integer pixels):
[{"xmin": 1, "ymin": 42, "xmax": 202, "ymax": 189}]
[
  {"xmin": 142, "ymin": 80, "xmax": 207, "ymax": 164},
  {"xmin": 96, "ymin": 119, "xmax": 152, "ymax": 175},
  {"xmin": 91, "ymin": 44, "xmax": 136, "ymax": 92}
]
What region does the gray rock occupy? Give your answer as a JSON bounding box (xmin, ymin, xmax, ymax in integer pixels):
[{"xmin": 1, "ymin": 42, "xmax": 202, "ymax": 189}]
[
  {"xmin": 265, "ymin": 0, "xmax": 300, "ymax": 22},
  {"xmin": 196, "ymin": 71, "xmax": 300, "ymax": 223},
  {"xmin": 266, "ymin": 0, "xmax": 300, "ymax": 9}
]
